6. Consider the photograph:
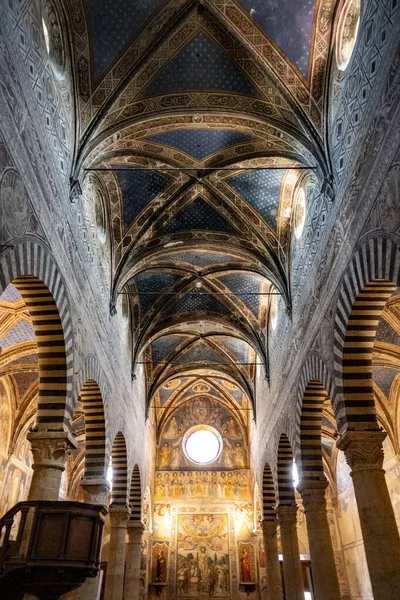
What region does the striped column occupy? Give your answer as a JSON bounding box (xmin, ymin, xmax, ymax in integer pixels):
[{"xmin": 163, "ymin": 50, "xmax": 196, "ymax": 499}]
[
  {"xmin": 262, "ymin": 465, "xmax": 283, "ymax": 600},
  {"xmin": 277, "ymin": 436, "xmax": 304, "ymax": 600}
]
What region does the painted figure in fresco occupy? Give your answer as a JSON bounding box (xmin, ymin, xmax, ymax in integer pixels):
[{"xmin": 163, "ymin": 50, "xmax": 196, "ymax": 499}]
[
  {"xmin": 189, "ymin": 560, "xmax": 200, "ymax": 593},
  {"xmin": 221, "ymin": 416, "xmax": 242, "ymax": 439},
  {"xmin": 159, "ymin": 442, "xmax": 171, "ymax": 468},
  {"xmin": 240, "ymin": 549, "xmax": 252, "ymax": 582},
  {"xmin": 155, "ymin": 548, "xmax": 166, "ymax": 582},
  {"xmin": 220, "ymin": 439, "xmax": 235, "ymax": 468},
  {"xmin": 234, "ymin": 442, "xmax": 246, "ymax": 469},
  {"xmin": 170, "ymin": 446, "xmax": 181, "ymax": 469},
  {"xmin": 177, "ymin": 560, "xmax": 189, "ymax": 594},
  {"xmin": 208, "ymin": 563, "xmax": 217, "ymax": 596},
  {"xmin": 163, "ymin": 416, "xmax": 180, "ymax": 439},
  {"xmin": 198, "ymin": 545, "xmax": 208, "ymax": 584}
]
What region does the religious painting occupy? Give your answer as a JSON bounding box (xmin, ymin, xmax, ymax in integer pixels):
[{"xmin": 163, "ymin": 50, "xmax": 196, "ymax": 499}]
[
  {"xmin": 154, "ymin": 470, "xmax": 252, "ymax": 501},
  {"xmin": 238, "ymin": 542, "xmax": 256, "ymax": 584},
  {"xmin": 176, "ymin": 513, "xmax": 230, "ymax": 597},
  {"xmin": 152, "ymin": 542, "xmax": 169, "ymax": 583},
  {"xmin": 158, "ymin": 397, "xmax": 247, "ymax": 471},
  {"xmin": 0, "ymin": 381, "xmax": 12, "ymax": 452}
]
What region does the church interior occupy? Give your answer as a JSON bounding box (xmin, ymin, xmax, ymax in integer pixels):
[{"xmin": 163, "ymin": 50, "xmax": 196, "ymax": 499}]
[{"xmin": 0, "ymin": 1, "xmax": 400, "ymax": 599}]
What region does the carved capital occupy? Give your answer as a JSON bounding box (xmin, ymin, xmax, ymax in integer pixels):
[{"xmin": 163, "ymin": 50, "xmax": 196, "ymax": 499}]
[
  {"xmin": 276, "ymin": 505, "xmax": 298, "ymax": 528},
  {"xmin": 127, "ymin": 520, "xmax": 145, "ymax": 543},
  {"xmin": 336, "ymin": 430, "xmax": 386, "ymax": 473},
  {"xmin": 109, "ymin": 505, "xmax": 131, "ymax": 528},
  {"xmin": 81, "ymin": 477, "xmax": 111, "ymax": 505},
  {"xmin": 27, "ymin": 431, "xmax": 78, "ymax": 471},
  {"xmin": 297, "ymin": 478, "xmax": 328, "ymax": 512},
  {"xmin": 261, "ymin": 518, "xmax": 278, "ymax": 538}
]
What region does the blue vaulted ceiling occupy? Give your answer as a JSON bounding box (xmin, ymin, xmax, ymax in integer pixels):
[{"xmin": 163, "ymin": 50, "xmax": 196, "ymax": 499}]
[
  {"xmin": 217, "ymin": 272, "xmax": 264, "ymax": 317},
  {"xmin": 177, "ymin": 342, "xmax": 224, "ymax": 364},
  {"xmin": 147, "ymin": 130, "xmax": 254, "ymax": 160},
  {"xmin": 152, "ymin": 334, "xmax": 189, "ymax": 364},
  {"xmin": 372, "ymin": 366, "xmax": 400, "ymax": 398},
  {"xmin": 164, "ymin": 251, "xmax": 236, "ymax": 268},
  {"xmin": 376, "ymin": 319, "xmax": 400, "ymax": 346},
  {"xmin": 168, "ymin": 287, "xmax": 231, "ymax": 316},
  {"xmin": 216, "ymin": 336, "xmax": 250, "ymax": 363},
  {"xmin": 238, "ymin": 0, "xmax": 318, "ymax": 77},
  {"xmin": 144, "ymin": 33, "xmax": 259, "ymax": 97},
  {"xmin": 85, "ymin": 0, "xmax": 165, "ymax": 80},
  {"xmin": 227, "ymin": 169, "xmax": 286, "ymax": 230},
  {"xmin": 135, "ymin": 271, "xmax": 182, "ymax": 316},
  {"xmin": 114, "ymin": 167, "xmax": 171, "ymax": 229},
  {"xmin": 161, "ymin": 197, "xmax": 237, "ymax": 234}
]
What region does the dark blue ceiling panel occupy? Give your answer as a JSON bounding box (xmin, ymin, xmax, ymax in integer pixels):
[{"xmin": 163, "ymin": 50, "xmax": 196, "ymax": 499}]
[
  {"xmin": 165, "ymin": 251, "xmax": 236, "ymax": 268},
  {"xmin": 177, "ymin": 342, "xmax": 224, "ymax": 364},
  {"xmin": 135, "ymin": 271, "xmax": 182, "ymax": 316},
  {"xmin": 85, "ymin": 0, "xmax": 165, "ymax": 80},
  {"xmin": 218, "ymin": 272, "xmax": 264, "ymax": 317},
  {"xmin": 144, "ymin": 33, "xmax": 258, "ymax": 97},
  {"xmin": 169, "ymin": 287, "xmax": 230, "ymax": 316},
  {"xmin": 376, "ymin": 319, "xmax": 400, "ymax": 346},
  {"xmin": 372, "ymin": 366, "xmax": 400, "ymax": 398},
  {"xmin": 217, "ymin": 336, "xmax": 250, "ymax": 363},
  {"xmin": 162, "ymin": 197, "xmax": 237, "ymax": 234},
  {"xmin": 1, "ymin": 320, "xmax": 36, "ymax": 348},
  {"xmin": 113, "ymin": 167, "xmax": 171, "ymax": 230},
  {"xmin": 147, "ymin": 129, "xmax": 254, "ymax": 160},
  {"xmin": 238, "ymin": 1, "xmax": 317, "ymax": 77},
  {"xmin": 227, "ymin": 169, "xmax": 286, "ymax": 230},
  {"xmin": 152, "ymin": 334, "xmax": 188, "ymax": 364}
]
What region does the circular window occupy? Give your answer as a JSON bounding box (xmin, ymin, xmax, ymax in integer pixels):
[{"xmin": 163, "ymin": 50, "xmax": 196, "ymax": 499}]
[
  {"xmin": 336, "ymin": 0, "xmax": 361, "ymax": 71},
  {"xmin": 270, "ymin": 292, "xmax": 279, "ymax": 331},
  {"xmin": 294, "ymin": 187, "xmax": 306, "ymax": 239},
  {"xmin": 183, "ymin": 425, "xmax": 222, "ymax": 465}
]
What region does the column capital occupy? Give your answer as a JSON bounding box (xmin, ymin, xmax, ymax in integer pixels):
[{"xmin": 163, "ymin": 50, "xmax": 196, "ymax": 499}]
[
  {"xmin": 127, "ymin": 520, "xmax": 145, "ymax": 543},
  {"xmin": 297, "ymin": 478, "xmax": 328, "ymax": 511},
  {"xmin": 80, "ymin": 477, "xmax": 111, "ymax": 505},
  {"xmin": 276, "ymin": 504, "xmax": 298, "ymax": 526},
  {"xmin": 109, "ymin": 505, "xmax": 131, "ymax": 528},
  {"xmin": 336, "ymin": 429, "xmax": 386, "ymax": 472},
  {"xmin": 261, "ymin": 518, "xmax": 278, "ymax": 535},
  {"xmin": 27, "ymin": 431, "xmax": 78, "ymax": 471}
]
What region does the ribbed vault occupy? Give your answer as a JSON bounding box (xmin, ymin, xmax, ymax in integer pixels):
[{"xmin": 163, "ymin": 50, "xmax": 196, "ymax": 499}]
[{"xmin": 62, "ymin": 0, "xmax": 336, "ymax": 419}]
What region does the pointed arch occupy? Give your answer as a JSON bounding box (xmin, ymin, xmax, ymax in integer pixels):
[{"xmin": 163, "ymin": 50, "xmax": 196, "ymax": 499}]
[
  {"xmin": 80, "ymin": 379, "xmax": 107, "ymax": 480},
  {"xmin": 276, "ymin": 434, "xmax": 295, "ymax": 507},
  {"xmin": 110, "ymin": 432, "xmax": 128, "ymax": 506},
  {"xmin": 334, "ymin": 236, "xmax": 400, "ymax": 433},
  {"xmin": 298, "ymin": 379, "xmax": 329, "ymax": 481},
  {"xmin": 0, "ymin": 243, "xmax": 73, "ymax": 431},
  {"xmin": 129, "ymin": 464, "xmax": 142, "ymax": 521},
  {"xmin": 262, "ymin": 463, "xmax": 277, "ymax": 521}
]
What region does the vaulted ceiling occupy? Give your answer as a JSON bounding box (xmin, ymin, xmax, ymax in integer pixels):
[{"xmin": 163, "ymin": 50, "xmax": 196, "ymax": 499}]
[{"xmin": 65, "ymin": 0, "xmax": 336, "ymax": 414}]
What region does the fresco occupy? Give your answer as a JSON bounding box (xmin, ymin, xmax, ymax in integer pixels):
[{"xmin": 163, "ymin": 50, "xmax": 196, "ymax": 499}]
[
  {"xmin": 152, "ymin": 542, "xmax": 169, "ymax": 583},
  {"xmin": 155, "ymin": 470, "xmax": 252, "ymax": 501},
  {"xmin": 237, "ymin": 542, "xmax": 255, "ymax": 583},
  {"xmin": 158, "ymin": 396, "xmax": 247, "ymax": 471},
  {"xmin": 176, "ymin": 513, "xmax": 230, "ymax": 597}
]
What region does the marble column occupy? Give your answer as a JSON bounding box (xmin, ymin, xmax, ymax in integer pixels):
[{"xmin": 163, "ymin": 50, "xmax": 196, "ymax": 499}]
[
  {"xmin": 276, "ymin": 505, "xmax": 304, "ymax": 600},
  {"xmin": 72, "ymin": 478, "xmax": 111, "ymax": 600},
  {"xmin": 337, "ymin": 430, "xmax": 400, "ymax": 600},
  {"xmin": 297, "ymin": 479, "xmax": 341, "ymax": 600},
  {"xmin": 27, "ymin": 431, "xmax": 77, "ymax": 501},
  {"xmin": 104, "ymin": 506, "xmax": 130, "ymax": 600},
  {"xmin": 261, "ymin": 519, "xmax": 283, "ymax": 600},
  {"xmin": 124, "ymin": 521, "xmax": 144, "ymax": 600}
]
